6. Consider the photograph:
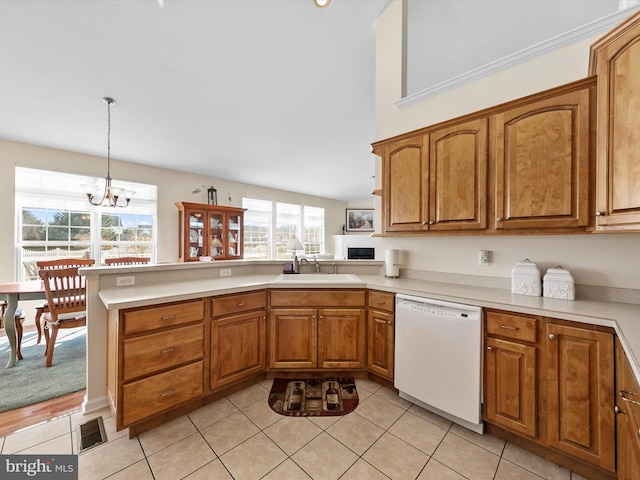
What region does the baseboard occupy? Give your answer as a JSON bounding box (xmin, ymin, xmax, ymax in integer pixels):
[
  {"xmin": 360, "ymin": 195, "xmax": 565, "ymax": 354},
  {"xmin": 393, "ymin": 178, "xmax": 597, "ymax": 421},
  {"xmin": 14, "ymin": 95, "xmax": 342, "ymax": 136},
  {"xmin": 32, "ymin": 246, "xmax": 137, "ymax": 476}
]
[{"xmin": 82, "ymin": 393, "xmax": 110, "ymax": 415}]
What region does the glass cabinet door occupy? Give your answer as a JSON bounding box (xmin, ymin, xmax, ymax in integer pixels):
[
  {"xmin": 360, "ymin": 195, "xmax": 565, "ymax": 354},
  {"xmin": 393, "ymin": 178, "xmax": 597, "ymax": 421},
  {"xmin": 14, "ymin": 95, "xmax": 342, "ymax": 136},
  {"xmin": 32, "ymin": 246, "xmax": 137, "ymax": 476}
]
[
  {"xmin": 188, "ymin": 212, "xmax": 205, "ymax": 260},
  {"xmin": 227, "ymin": 213, "xmax": 242, "ymax": 258},
  {"xmin": 209, "ymin": 213, "xmax": 224, "ymax": 258}
]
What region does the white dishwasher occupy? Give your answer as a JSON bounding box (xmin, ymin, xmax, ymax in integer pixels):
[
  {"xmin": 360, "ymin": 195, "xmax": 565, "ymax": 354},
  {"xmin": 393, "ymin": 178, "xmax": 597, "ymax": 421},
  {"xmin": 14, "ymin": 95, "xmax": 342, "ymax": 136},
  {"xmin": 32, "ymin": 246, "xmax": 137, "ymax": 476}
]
[{"xmin": 395, "ymin": 294, "xmax": 483, "ymax": 434}]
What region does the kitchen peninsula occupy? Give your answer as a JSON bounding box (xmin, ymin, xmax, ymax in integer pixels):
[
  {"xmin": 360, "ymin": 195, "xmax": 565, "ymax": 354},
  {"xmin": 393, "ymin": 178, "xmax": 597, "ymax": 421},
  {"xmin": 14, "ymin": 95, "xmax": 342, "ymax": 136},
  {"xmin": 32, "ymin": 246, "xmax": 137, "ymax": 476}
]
[{"xmin": 83, "ymin": 260, "xmax": 640, "ymax": 479}]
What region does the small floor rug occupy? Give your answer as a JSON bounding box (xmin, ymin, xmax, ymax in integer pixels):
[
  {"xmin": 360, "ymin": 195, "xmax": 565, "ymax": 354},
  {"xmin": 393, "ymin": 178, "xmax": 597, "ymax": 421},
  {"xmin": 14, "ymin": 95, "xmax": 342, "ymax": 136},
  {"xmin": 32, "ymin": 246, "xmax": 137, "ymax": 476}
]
[
  {"xmin": 0, "ymin": 327, "xmax": 86, "ymax": 412},
  {"xmin": 268, "ymin": 378, "xmax": 358, "ymax": 417}
]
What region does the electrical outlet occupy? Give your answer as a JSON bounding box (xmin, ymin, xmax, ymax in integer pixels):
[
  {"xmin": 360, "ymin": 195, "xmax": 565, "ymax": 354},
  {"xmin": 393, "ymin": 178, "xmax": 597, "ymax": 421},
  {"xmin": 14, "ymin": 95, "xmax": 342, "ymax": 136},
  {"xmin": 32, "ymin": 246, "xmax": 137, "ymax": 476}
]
[
  {"xmin": 479, "ymin": 250, "xmax": 491, "ymax": 265},
  {"xmin": 116, "ymin": 276, "xmax": 135, "ymax": 287},
  {"xmin": 220, "ymin": 268, "xmax": 232, "ymax": 277}
]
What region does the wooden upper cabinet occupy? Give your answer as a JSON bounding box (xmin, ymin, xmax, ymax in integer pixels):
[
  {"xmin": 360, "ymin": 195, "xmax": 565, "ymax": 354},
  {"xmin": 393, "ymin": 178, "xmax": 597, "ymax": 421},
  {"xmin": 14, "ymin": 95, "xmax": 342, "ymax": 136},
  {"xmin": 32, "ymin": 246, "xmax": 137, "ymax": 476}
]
[
  {"xmin": 494, "ymin": 82, "xmax": 593, "ymax": 231},
  {"xmin": 590, "ymin": 11, "xmax": 640, "ymax": 230},
  {"xmin": 429, "ymin": 118, "xmax": 488, "ymax": 231},
  {"xmin": 381, "ymin": 134, "xmax": 429, "ymax": 232},
  {"xmin": 375, "ymin": 118, "xmax": 488, "ymax": 234}
]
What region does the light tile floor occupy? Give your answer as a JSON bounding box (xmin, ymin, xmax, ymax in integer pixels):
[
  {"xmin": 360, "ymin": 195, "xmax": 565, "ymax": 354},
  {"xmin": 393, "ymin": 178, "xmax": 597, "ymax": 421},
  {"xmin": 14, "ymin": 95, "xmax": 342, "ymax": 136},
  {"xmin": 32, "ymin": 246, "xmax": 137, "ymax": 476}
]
[{"xmin": 0, "ymin": 378, "xmax": 590, "ymax": 480}]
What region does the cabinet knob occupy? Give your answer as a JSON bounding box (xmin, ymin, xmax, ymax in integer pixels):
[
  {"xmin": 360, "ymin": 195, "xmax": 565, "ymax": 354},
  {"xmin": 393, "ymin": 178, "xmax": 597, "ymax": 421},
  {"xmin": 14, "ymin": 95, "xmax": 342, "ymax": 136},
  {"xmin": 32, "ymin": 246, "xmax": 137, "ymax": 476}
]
[
  {"xmin": 428, "ymin": 220, "xmax": 434, "ymax": 225},
  {"xmin": 549, "ymin": 333, "xmax": 557, "ymax": 340},
  {"xmin": 496, "ymin": 217, "xmax": 502, "ymax": 222},
  {"xmin": 319, "ymin": 315, "xmax": 324, "ymax": 320},
  {"xmin": 486, "ymin": 346, "xmax": 493, "ymax": 351},
  {"xmin": 615, "ymin": 405, "xmax": 625, "ymax": 415},
  {"xmin": 595, "ymin": 211, "xmax": 604, "ymax": 217}
]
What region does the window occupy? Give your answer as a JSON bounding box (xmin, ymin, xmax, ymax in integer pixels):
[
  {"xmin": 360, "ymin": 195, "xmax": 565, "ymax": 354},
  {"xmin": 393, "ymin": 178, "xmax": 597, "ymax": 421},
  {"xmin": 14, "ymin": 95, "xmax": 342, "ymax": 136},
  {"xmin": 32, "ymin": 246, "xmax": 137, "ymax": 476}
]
[
  {"xmin": 242, "ymin": 197, "xmax": 325, "ymax": 260},
  {"xmin": 276, "ymin": 202, "xmax": 301, "ymax": 259},
  {"xmin": 303, "ymin": 206, "xmax": 325, "ymax": 256},
  {"xmin": 16, "ymin": 167, "xmax": 156, "ymax": 280},
  {"xmin": 242, "ymin": 198, "xmax": 272, "ymax": 259}
]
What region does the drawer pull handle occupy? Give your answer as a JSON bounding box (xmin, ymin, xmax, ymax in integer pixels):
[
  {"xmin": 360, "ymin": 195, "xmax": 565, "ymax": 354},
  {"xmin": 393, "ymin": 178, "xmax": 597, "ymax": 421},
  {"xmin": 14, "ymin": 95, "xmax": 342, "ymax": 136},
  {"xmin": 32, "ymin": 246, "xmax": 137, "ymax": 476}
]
[
  {"xmin": 620, "ymin": 390, "xmax": 640, "ymax": 406},
  {"xmin": 375, "ymin": 318, "xmax": 392, "ymax": 325},
  {"xmin": 159, "ymin": 389, "xmax": 175, "ymax": 398},
  {"xmin": 161, "ymin": 315, "xmax": 177, "ymax": 321},
  {"xmin": 161, "ymin": 347, "xmax": 175, "ymax": 354},
  {"xmin": 237, "ymin": 302, "xmax": 247, "ymax": 307},
  {"xmin": 500, "ymin": 325, "xmax": 519, "ymax": 331}
]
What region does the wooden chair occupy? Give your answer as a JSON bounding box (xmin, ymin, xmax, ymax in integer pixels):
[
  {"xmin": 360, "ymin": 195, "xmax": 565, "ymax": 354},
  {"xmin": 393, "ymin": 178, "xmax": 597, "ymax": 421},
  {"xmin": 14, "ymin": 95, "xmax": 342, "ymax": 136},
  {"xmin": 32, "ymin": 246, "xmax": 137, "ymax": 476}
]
[
  {"xmin": 39, "ymin": 266, "xmax": 87, "ymax": 367},
  {"xmin": 0, "ymin": 301, "xmax": 26, "ymax": 360},
  {"xmin": 34, "ymin": 259, "xmax": 95, "ymax": 345},
  {"xmin": 105, "ymin": 256, "xmax": 150, "ymax": 266}
]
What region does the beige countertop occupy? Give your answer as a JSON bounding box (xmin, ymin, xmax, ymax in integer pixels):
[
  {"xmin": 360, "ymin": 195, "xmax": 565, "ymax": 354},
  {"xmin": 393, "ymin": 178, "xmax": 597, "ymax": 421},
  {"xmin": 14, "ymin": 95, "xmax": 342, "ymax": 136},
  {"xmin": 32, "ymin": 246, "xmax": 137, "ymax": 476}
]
[{"xmin": 98, "ymin": 272, "xmax": 640, "ymax": 382}]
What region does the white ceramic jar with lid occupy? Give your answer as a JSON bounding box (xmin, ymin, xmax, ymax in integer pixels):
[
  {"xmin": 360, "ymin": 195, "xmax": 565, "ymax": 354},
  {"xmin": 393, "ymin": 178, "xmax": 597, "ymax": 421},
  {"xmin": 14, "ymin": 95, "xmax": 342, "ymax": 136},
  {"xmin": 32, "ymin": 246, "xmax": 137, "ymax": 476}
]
[
  {"xmin": 511, "ymin": 259, "xmax": 542, "ymax": 296},
  {"xmin": 543, "ymin": 266, "xmax": 575, "ymax": 300}
]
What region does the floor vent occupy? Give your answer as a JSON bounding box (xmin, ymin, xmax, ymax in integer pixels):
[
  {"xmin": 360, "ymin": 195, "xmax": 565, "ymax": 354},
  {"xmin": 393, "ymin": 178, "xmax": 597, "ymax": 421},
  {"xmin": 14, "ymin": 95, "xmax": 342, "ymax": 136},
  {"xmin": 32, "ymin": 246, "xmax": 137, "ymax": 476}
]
[{"xmin": 77, "ymin": 416, "xmax": 107, "ymax": 453}]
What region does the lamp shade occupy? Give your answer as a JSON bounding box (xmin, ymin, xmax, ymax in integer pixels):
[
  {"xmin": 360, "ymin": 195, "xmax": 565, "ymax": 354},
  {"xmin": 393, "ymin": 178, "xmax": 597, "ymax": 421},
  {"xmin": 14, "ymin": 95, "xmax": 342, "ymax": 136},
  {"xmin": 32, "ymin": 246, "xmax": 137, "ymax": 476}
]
[{"xmin": 285, "ymin": 237, "xmax": 303, "ymax": 251}]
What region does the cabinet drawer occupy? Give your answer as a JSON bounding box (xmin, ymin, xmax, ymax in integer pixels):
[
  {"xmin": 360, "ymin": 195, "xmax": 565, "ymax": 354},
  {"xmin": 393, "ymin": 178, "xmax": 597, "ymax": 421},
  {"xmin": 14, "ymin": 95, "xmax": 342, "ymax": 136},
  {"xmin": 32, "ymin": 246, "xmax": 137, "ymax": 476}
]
[
  {"xmin": 486, "ymin": 311, "xmax": 536, "ymax": 343},
  {"xmin": 211, "ymin": 291, "xmax": 266, "ymax": 317},
  {"xmin": 368, "ymin": 291, "xmax": 395, "ymax": 312},
  {"xmin": 123, "ymin": 324, "xmax": 204, "ymax": 381},
  {"xmin": 270, "ymin": 290, "xmax": 365, "ymax": 307},
  {"xmin": 123, "ymin": 300, "xmax": 205, "ymax": 335},
  {"xmin": 122, "ymin": 361, "xmax": 203, "ymax": 426}
]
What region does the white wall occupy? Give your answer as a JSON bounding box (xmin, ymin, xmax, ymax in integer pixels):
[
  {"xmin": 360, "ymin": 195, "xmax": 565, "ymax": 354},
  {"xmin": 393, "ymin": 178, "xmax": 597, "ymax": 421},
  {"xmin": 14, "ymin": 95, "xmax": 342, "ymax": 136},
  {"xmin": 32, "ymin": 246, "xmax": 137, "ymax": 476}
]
[
  {"xmin": 373, "ymin": 1, "xmax": 640, "ymax": 291},
  {"xmin": 0, "ymin": 138, "xmax": 355, "ymax": 283}
]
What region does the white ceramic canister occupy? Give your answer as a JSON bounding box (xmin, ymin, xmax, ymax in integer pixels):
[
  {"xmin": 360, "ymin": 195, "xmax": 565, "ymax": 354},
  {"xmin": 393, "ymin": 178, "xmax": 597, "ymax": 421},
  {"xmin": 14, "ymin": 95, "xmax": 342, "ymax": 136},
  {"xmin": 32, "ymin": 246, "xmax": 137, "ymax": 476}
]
[
  {"xmin": 511, "ymin": 259, "xmax": 542, "ymax": 296},
  {"xmin": 543, "ymin": 266, "xmax": 575, "ymax": 300}
]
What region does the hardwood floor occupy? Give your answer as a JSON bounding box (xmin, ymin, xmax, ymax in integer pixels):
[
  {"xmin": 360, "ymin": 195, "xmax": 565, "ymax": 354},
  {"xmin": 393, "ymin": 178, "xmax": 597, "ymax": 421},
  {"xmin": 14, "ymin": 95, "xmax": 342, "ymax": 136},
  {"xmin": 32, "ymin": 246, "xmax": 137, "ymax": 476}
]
[{"xmin": 0, "ymin": 390, "xmax": 85, "ymax": 438}]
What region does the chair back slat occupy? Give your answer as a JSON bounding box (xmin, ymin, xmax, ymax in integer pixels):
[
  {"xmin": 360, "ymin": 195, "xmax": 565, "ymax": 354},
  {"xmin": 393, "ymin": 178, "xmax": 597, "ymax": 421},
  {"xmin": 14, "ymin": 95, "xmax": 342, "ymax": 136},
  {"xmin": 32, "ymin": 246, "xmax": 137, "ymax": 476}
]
[
  {"xmin": 40, "ymin": 267, "xmax": 87, "ymax": 320},
  {"xmin": 105, "ymin": 257, "xmax": 150, "ymax": 266},
  {"xmin": 37, "ymin": 258, "xmax": 95, "ymax": 270}
]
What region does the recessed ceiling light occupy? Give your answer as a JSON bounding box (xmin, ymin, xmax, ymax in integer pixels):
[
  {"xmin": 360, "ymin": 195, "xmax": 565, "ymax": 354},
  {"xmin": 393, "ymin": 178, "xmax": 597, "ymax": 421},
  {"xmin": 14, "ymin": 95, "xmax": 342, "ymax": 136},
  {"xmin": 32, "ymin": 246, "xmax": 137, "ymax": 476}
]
[{"xmin": 314, "ymin": 0, "xmax": 331, "ymax": 8}]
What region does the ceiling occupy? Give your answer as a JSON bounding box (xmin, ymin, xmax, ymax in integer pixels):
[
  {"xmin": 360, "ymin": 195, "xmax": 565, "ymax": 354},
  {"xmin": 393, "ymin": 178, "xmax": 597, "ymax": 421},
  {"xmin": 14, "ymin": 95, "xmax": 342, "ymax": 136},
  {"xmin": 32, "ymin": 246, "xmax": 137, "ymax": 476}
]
[
  {"xmin": 0, "ymin": 0, "xmax": 391, "ymax": 202},
  {"xmin": 1, "ymin": 1, "xmax": 631, "ymax": 203}
]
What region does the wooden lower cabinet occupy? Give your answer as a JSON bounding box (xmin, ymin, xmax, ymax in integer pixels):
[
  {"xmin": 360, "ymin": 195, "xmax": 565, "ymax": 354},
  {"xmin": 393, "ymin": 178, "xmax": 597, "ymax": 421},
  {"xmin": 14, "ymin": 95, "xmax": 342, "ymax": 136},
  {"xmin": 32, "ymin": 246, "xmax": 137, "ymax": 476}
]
[
  {"xmin": 615, "ymin": 338, "xmax": 640, "ymax": 480},
  {"xmin": 484, "ymin": 310, "xmax": 617, "ymax": 477},
  {"xmin": 210, "ymin": 291, "xmax": 267, "ymax": 390},
  {"xmin": 268, "ymin": 290, "xmax": 366, "ymax": 370},
  {"xmin": 485, "ymin": 337, "xmax": 537, "ymax": 437},
  {"xmin": 545, "ymin": 323, "xmax": 615, "ymax": 472},
  {"xmin": 269, "ymin": 308, "xmax": 317, "ymax": 369},
  {"xmin": 367, "ymin": 291, "xmax": 395, "ymax": 380},
  {"xmin": 108, "ymin": 299, "xmax": 206, "ymax": 432},
  {"xmin": 484, "ymin": 311, "xmax": 538, "ymax": 438}
]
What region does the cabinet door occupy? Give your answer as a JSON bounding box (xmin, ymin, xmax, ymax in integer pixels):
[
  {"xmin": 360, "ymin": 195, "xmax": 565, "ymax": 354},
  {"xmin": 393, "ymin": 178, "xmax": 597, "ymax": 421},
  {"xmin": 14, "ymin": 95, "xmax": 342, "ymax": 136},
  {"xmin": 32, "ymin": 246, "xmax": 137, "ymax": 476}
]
[
  {"xmin": 186, "ymin": 209, "xmax": 206, "ymax": 261},
  {"xmin": 382, "ymin": 135, "xmax": 429, "ymax": 232},
  {"xmin": 429, "ymin": 118, "xmax": 488, "ymax": 231},
  {"xmin": 591, "ymin": 14, "xmax": 640, "ymax": 230},
  {"xmin": 318, "ymin": 308, "xmax": 365, "ymax": 369},
  {"xmin": 367, "ymin": 309, "xmax": 394, "ymax": 380},
  {"xmin": 485, "ymin": 337, "xmax": 536, "ymax": 437},
  {"xmin": 494, "ymin": 86, "xmax": 591, "ymax": 230},
  {"xmin": 615, "ymin": 339, "xmax": 640, "ymax": 480},
  {"xmin": 226, "ymin": 211, "xmax": 243, "ymax": 259},
  {"xmin": 210, "ymin": 310, "xmax": 266, "ymax": 389},
  {"xmin": 545, "ymin": 324, "xmax": 615, "ymax": 471},
  {"xmin": 209, "ymin": 212, "xmax": 224, "ymax": 259},
  {"xmin": 269, "ymin": 308, "xmax": 317, "ymax": 369}
]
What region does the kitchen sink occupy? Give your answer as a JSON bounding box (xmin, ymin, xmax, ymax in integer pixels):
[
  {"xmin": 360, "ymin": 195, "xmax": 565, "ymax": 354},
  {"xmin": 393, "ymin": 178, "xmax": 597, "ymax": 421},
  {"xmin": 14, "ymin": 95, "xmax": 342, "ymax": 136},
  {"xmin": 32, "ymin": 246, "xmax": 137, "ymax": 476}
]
[{"xmin": 274, "ymin": 273, "xmax": 363, "ymax": 283}]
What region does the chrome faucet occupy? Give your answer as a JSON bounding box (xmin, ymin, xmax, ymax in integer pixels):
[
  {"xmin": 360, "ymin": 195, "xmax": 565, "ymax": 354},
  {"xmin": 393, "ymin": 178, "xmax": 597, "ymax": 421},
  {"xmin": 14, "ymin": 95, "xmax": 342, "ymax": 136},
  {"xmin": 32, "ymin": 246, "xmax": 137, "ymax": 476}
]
[{"xmin": 299, "ymin": 258, "xmax": 310, "ymax": 272}]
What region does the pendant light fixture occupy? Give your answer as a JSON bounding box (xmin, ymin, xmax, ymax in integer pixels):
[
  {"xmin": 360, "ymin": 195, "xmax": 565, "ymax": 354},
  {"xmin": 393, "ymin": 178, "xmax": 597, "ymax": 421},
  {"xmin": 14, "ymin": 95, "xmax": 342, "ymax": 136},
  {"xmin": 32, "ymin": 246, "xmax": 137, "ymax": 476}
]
[
  {"xmin": 82, "ymin": 97, "xmax": 135, "ymax": 207},
  {"xmin": 313, "ymin": 0, "xmax": 331, "ymax": 8}
]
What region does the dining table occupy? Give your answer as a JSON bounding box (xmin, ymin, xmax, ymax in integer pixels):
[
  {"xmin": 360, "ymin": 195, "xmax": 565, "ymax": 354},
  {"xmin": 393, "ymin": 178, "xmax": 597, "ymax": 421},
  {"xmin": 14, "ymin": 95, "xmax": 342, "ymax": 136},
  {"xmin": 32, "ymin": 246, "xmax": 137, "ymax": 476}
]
[{"xmin": 0, "ymin": 280, "xmax": 46, "ymax": 368}]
